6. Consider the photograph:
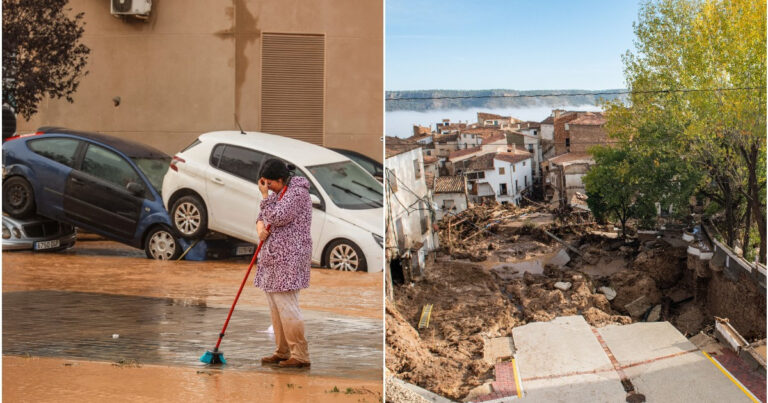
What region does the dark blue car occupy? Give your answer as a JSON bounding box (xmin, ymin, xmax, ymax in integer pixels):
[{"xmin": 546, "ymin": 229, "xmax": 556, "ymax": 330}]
[{"xmin": 2, "ymin": 128, "xmax": 182, "ymax": 259}]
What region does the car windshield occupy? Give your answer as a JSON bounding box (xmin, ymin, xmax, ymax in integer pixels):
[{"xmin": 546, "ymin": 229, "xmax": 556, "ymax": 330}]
[
  {"xmin": 131, "ymin": 156, "xmax": 171, "ymax": 194},
  {"xmin": 307, "ymin": 161, "xmax": 383, "ymax": 210}
]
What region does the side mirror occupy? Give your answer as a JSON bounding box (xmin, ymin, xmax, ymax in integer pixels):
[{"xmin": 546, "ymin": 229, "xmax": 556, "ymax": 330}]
[
  {"xmin": 310, "ymin": 194, "xmax": 323, "ymax": 210},
  {"xmin": 126, "ymin": 182, "xmax": 144, "ymax": 197}
]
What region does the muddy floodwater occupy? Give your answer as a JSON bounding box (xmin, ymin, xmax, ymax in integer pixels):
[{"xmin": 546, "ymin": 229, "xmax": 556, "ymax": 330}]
[
  {"xmin": 4, "ymin": 290, "xmax": 381, "ymax": 379},
  {"xmin": 3, "ymin": 238, "xmax": 384, "ymax": 400}
]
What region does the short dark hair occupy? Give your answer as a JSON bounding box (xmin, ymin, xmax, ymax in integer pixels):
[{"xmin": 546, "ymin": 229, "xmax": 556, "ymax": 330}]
[{"xmin": 259, "ymin": 158, "xmax": 294, "ymax": 181}]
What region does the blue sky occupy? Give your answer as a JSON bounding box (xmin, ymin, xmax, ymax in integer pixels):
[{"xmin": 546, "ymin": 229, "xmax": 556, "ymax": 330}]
[{"xmin": 386, "ymin": 0, "xmax": 641, "ymax": 91}]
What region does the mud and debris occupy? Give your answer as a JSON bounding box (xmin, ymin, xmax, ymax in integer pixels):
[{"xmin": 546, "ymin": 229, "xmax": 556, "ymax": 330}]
[{"xmin": 388, "ymin": 201, "xmax": 765, "ymax": 401}]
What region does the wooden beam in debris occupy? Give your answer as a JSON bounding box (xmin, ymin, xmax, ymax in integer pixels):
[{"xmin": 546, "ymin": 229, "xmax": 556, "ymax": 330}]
[{"xmin": 543, "ymin": 229, "xmax": 583, "ymax": 256}]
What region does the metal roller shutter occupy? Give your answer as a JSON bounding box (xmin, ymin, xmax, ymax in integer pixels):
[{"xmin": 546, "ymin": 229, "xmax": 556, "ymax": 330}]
[{"xmin": 261, "ymin": 33, "xmax": 325, "ymax": 145}]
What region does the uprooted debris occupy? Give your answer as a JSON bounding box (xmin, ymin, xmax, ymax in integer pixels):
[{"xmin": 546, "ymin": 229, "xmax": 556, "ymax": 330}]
[{"xmin": 438, "ymin": 204, "xmax": 550, "ymax": 261}]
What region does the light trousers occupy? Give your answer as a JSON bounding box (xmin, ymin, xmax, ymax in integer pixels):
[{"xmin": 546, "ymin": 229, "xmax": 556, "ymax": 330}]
[{"xmin": 265, "ymin": 290, "xmax": 310, "ymax": 363}]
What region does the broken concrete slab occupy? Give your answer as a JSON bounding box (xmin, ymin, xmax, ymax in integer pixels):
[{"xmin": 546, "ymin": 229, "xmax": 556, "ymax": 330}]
[
  {"xmin": 513, "ymin": 316, "xmax": 614, "ymax": 379},
  {"xmin": 596, "ymin": 321, "xmax": 698, "ymax": 365},
  {"xmin": 598, "ymin": 286, "xmax": 616, "ymax": 301},
  {"xmin": 546, "ymin": 248, "xmax": 571, "ymax": 267},
  {"xmin": 624, "ymin": 296, "xmax": 652, "ymax": 318},
  {"xmin": 388, "ymin": 376, "xmax": 454, "ymax": 403},
  {"xmin": 646, "ymin": 304, "xmax": 662, "ymax": 322},
  {"xmin": 554, "ymin": 281, "xmax": 572, "ymax": 291},
  {"xmin": 483, "ymin": 337, "xmax": 515, "ymax": 364}
]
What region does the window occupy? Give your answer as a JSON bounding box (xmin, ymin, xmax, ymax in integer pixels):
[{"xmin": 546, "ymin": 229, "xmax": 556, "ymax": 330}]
[
  {"xmin": 523, "ymin": 161, "xmax": 526, "ymax": 167},
  {"xmin": 499, "ymin": 166, "xmax": 505, "ymax": 175},
  {"xmin": 565, "ymin": 124, "xmax": 570, "ymax": 131},
  {"xmin": 81, "ymin": 144, "xmax": 140, "ymax": 188},
  {"xmin": 512, "ymin": 163, "xmax": 516, "ymax": 173},
  {"xmin": 413, "ymin": 159, "xmax": 422, "ymax": 179},
  {"xmin": 216, "ymin": 145, "xmax": 265, "ymax": 183},
  {"xmin": 27, "ymin": 138, "xmax": 80, "ymax": 167},
  {"xmin": 499, "ymin": 183, "xmax": 507, "ymax": 195},
  {"xmin": 565, "ymin": 138, "xmax": 570, "ymax": 147},
  {"xmin": 426, "ymin": 150, "xmax": 431, "ymax": 156},
  {"xmin": 308, "ymin": 161, "xmax": 382, "ymax": 209},
  {"xmin": 443, "ymin": 199, "xmax": 455, "ymax": 210},
  {"xmin": 387, "ymin": 169, "xmax": 398, "ymax": 192},
  {"xmin": 524, "ymin": 176, "xmax": 528, "ymax": 187},
  {"xmin": 515, "ymin": 179, "xmax": 518, "ymax": 194},
  {"xmin": 527, "ymin": 144, "xmax": 534, "ymax": 153}
]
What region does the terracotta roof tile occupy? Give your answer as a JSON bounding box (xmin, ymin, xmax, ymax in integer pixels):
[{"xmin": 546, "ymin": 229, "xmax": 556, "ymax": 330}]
[
  {"xmin": 466, "ymin": 153, "xmax": 497, "ymax": 170},
  {"xmin": 423, "ymin": 155, "xmax": 438, "ymax": 164},
  {"xmin": 541, "ymin": 115, "xmax": 555, "ymax": 124},
  {"xmin": 448, "ymin": 146, "xmax": 482, "ymax": 160},
  {"xmin": 478, "ymin": 112, "xmax": 509, "ymax": 121},
  {"xmin": 385, "ymin": 136, "xmax": 421, "ymax": 158},
  {"xmin": 569, "ymin": 112, "xmax": 605, "ymax": 126},
  {"xmin": 495, "ymin": 151, "xmax": 532, "ymax": 164},
  {"xmin": 547, "ymin": 152, "xmax": 593, "ymax": 165},
  {"xmin": 434, "ymin": 176, "xmax": 465, "ymax": 193}
]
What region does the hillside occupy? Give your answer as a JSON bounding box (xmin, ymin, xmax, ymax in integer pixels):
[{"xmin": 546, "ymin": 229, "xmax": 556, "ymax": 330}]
[{"xmin": 385, "ymin": 89, "xmax": 627, "ymax": 112}]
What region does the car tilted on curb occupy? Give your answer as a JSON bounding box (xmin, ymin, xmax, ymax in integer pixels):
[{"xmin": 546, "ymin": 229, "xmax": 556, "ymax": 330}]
[
  {"xmin": 162, "ymin": 131, "xmax": 384, "ymax": 272},
  {"xmin": 2, "ymin": 128, "xmax": 182, "ymax": 260}
]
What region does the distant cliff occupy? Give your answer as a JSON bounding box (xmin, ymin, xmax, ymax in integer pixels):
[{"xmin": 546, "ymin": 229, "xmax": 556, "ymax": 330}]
[{"xmin": 385, "ymin": 89, "xmax": 627, "ymax": 112}]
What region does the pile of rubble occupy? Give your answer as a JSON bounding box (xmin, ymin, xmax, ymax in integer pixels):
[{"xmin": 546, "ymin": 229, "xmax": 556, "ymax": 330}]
[
  {"xmin": 437, "ymin": 203, "xmax": 545, "ymax": 261},
  {"xmin": 387, "ymin": 260, "xmax": 518, "ymax": 400}
]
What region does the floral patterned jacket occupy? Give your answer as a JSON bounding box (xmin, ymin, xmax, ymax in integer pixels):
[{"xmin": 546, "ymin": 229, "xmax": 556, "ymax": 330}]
[{"xmin": 254, "ymin": 176, "xmax": 312, "ymax": 292}]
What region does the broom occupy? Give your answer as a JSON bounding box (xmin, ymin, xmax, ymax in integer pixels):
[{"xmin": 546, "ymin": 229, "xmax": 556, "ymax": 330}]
[{"xmin": 200, "ymin": 183, "xmax": 288, "ymax": 365}]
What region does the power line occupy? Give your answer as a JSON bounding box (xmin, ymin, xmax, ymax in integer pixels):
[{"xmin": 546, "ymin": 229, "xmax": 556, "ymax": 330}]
[{"xmin": 386, "ymin": 87, "xmax": 765, "ymax": 101}]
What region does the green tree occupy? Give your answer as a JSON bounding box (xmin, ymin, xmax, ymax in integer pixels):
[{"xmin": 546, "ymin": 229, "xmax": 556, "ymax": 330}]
[
  {"xmin": 584, "ymin": 145, "xmax": 699, "ymax": 238},
  {"xmin": 2, "ymin": 0, "xmax": 90, "ymax": 120},
  {"xmin": 609, "ymin": 0, "xmax": 766, "ymax": 261}
]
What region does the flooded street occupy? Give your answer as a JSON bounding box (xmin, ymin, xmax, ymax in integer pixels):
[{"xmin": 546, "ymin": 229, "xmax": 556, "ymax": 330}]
[{"xmin": 3, "ymin": 238, "xmax": 383, "ymax": 401}]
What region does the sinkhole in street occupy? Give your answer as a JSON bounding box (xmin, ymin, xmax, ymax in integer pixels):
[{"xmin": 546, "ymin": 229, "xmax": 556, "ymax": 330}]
[{"xmin": 3, "ymin": 290, "xmax": 382, "ymax": 380}]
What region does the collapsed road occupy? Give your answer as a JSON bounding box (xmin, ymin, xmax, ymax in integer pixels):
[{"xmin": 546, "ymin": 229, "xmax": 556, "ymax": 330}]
[{"xmin": 386, "ymin": 203, "xmax": 766, "ymax": 402}]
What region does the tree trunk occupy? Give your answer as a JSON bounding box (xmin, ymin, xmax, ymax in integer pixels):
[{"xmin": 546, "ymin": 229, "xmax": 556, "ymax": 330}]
[
  {"xmin": 722, "ymin": 177, "xmax": 737, "ymax": 247},
  {"xmin": 742, "ymin": 201, "xmax": 752, "ymax": 259}
]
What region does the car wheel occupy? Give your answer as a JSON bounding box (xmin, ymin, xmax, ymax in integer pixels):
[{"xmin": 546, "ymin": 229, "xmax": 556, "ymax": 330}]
[
  {"xmin": 145, "ymin": 226, "xmax": 182, "ymax": 260},
  {"xmin": 324, "ymin": 239, "xmax": 367, "ymax": 272},
  {"xmin": 171, "ymin": 195, "xmax": 208, "ymax": 239},
  {"xmin": 2, "ymin": 176, "xmax": 36, "ymax": 218}
]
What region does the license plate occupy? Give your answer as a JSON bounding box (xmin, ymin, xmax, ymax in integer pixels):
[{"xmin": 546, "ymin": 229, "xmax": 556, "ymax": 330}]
[
  {"xmin": 34, "ymin": 239, "xmax": 60, "ymax": 250},
  {"xmin": 236, "ymin": 246, "xmax": 255, "ymax": 256}
]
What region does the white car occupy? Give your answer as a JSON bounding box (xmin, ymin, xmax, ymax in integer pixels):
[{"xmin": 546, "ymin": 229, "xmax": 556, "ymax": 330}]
[{"xmin": 162, "ymin": 131, "xmax": 383, "ymax": 272}]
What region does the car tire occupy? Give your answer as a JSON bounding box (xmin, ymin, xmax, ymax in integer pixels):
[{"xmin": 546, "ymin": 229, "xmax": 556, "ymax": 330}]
[
  {"xmin": 324, "ymin": 239, "xmax": 367, "ymax": 272},
  {"xmin": 171, "ymin": 195, "xmax": 208, "ymax": 239},
  {"xmin": 2, "ymin": 176, "xmax": 36, "ymax": 219},
  {"xmin": 145, "ymin": 226, "xmax": 182, "ymax": 260}
]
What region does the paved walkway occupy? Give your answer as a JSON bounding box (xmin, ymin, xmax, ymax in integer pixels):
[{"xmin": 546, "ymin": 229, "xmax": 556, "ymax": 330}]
[{"xmin": 473, "ymin": 316, "xmax": 759, "ymax": 402}]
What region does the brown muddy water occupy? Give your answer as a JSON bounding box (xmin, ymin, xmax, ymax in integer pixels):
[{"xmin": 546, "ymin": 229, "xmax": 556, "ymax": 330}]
[{"xmin": 3, "ymin": 290, "xmax": 382, "ymax": 380}]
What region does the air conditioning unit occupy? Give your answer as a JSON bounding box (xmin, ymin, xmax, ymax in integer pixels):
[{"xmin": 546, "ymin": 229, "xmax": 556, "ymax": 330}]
[{"xmin": 111, "ymin": 0, "xmax": 152, "ymax": 18}]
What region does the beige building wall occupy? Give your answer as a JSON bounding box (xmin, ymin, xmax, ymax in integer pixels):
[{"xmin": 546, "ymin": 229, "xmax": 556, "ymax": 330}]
[{"xmin": 18, "ymin": 0, "xmax": 383, "ymax": 161}]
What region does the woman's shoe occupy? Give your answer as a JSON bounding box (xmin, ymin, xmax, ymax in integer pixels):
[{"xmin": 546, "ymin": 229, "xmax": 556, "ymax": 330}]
[{"xmin": 278, "ymin": 358, "xmax": 311, "ymax": 368}]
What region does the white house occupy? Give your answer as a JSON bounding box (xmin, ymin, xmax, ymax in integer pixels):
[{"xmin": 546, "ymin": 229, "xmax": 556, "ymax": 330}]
[
  {"xmin": 385, "ymin": 142, "xmax": 438, "ymax": 276},
  {"xmin": 433, "ymin": 176, "xmax": 469, "ymax": 221},
  {"xmin": 494, "ymin": 152, "xmax": 534, "ymax": 205},
  {"xmin": 507, "ymin": 131, "xmax": 543, "ymax": 179},
  {"xmin": 458, "ymin": 132, "xmax": 482, "ymax": 149},
  {"xmin": 463, "ymin": 151, "xmax": 533, "ymax": 205}
]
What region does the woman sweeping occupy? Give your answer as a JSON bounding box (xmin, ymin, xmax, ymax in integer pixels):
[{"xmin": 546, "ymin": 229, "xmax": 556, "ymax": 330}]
[{"xmin": 255, "ymin": 159, "xmax": 312, "ymax": 368}]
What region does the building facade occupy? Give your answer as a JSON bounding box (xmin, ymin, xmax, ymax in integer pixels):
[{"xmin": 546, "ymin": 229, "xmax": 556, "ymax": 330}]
[{"xmin": 17, "ymin": 0, "xmax": 383, "ymax": 161}]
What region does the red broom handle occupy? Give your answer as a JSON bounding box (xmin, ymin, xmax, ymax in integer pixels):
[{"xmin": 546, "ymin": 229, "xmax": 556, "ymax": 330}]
[{"xmin": 214, "ymin": 184, "xmax": 288, "ymax": 351}]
